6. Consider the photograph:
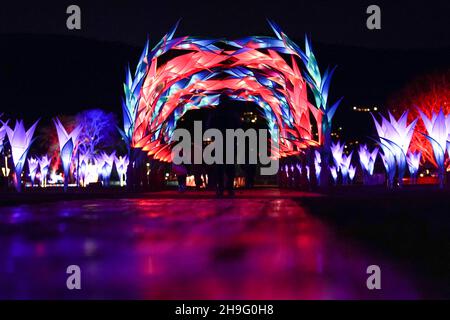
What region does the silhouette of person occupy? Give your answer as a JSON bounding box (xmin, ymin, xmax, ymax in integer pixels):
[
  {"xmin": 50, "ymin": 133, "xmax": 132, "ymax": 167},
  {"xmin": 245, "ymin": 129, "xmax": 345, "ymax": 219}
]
[{"xmin": 206, "ymin": 96, "xmax": 241, "ymax": 197}]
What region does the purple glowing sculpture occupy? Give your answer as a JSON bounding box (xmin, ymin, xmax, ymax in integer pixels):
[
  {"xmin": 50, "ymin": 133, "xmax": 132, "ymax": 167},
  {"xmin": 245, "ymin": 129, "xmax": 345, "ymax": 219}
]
[
  {"xmin": 99, "ymin": 151, "xmax": 116, "ymax": 186},
  {"xmin": 38, "ymin": 155, "xmax": 51, "ymax": 187},
  {"xmin": 380, "ymin": 150, "xmax": 396, "ymax": 189},
  {"xmin": 314, "ymin": 150, "xmax": 321, "ymax": 184},
  {"xmin": 348, "ymin": 165, "xmax": 356, "ymax": 183},
  {"xmin": 372, "ymin": 111, "xmax": 417, "ymax": 186},
  {"xmin": 0, "ymin": 119, "xmax": 9, "ymax": 154},
  {"xmin": 330, "ymin": 165, "xmax": 338, "ymax": 185},
  {"xmin": 114, "ymin": 155, "xmax": 129, "ymax": 187},
  {"xmin": 5, "ymin": 119, "xmax": 39, "ymax": 192},
  {"xmin": 340, "ymin": 152, "xmax": 353, "ymax": 185},
  {"xmin": 358, "ymin": 144, "xmax": 378, "ymax": 184},
  {"xmin": 406, "ymin": 151, "xmax": 421, "ymax": 184},
  {"xmin": 27, "ymin": 157, "xmax": 39, "ymax": 186},
  {"xmin": 54, "ymin": 118, "xmax": 81, "ymax": 192},
  {"xmin": 331, "ymin": 141, "xmax": 344, "ymax": 171},
  {"xmin": 418, "ymin": 108, "xmax": 450, "ymax": 188}
]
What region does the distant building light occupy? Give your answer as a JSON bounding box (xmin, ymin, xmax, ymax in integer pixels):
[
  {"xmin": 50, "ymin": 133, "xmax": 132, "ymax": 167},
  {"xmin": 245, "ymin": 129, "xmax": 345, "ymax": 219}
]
[{"xmin": 353, "ymin": 106, "xmax": 380, "ymax": 112}]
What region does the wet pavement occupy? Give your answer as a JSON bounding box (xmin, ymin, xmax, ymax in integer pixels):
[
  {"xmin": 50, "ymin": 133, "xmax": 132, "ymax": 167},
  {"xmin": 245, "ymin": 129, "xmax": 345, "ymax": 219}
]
[{"xmin": 0, "ymin": 189, "xmax": 421, "ymax": 299}]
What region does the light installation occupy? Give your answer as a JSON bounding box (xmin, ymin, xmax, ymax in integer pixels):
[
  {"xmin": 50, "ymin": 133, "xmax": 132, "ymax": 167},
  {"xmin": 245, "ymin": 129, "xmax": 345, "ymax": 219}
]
[
  {"xmin": 5, "ymin": 120, "xmax": 39, "ymax": 191},
  {"xmin": 388, "ymin": 70, "xmax": 450, "ymax": 166},
  {"xmin": 38, "ymin": 155, "xmax": 51, "ymax": 187},
  {"xmin": 0, "ymin": 119, "xmax": 8, "ymax": 154},
  {"xmin": 407, "ymin": 151, "xmax": 421, "ymax": 184},
  {"xmin": 348, "ymin": 165, "xmax": 356, "ymax": 183},
  {"xmin": 372, "ymin": 112, "xmax": 417, "ymax": 186},
  {"xmin": 27, "ymin": 157, "xmax": 39, "ymax": 186},
  {"xmin": 98, "ymin": 151, "xmax": 115, "ymax": 186},
  {"xmin": 340, "ymin": 152, "xmax": 353, "ymax": 185},
  {"xmin": 122, "ymin": 21, "xmax": 341, "ymax": 164},
  {"xmin": 380, "ymin": 150, "xmax": 396, "ymax": 189},
  {"xmin": 114, "ymin": 155, "xmax": 129, "ymax": 187},
  {"xmin": 330, "ymin": 165, "xmax": 338, "ymax": 185},
  {"xmin": 78, "ymin": 152, "xmax": 89, "ymax": 187},
  {"xmin": 418, "ymin": 108, "xmax": 450, "ymax": 188},
  {"xmin": 314, "ymin": 150, "xmax": 321, "ymax": 184},
  {"xmin": 330, "ymin": 141, "xmax": 344, "ymax": 171},
  {"xmin": 53, "ymin": 117, "xmax": 81, "ymax": 192},
  {"xmin": 358, "ymin": 144, "xmax": 378, "ymax": 184}
]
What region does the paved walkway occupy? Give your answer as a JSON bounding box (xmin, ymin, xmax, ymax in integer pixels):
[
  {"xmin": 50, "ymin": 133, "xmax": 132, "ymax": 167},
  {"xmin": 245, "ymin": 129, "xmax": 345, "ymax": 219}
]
[{"xmin": 0, "ymin": 189, "xmax": 420, "ymax": 299}]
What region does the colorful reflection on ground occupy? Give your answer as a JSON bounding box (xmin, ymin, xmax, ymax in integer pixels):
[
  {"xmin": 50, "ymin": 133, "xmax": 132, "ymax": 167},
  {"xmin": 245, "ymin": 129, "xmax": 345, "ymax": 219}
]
[{"xmin": 0, "ymin": 189, "xmax": 420, "ymax": 299}]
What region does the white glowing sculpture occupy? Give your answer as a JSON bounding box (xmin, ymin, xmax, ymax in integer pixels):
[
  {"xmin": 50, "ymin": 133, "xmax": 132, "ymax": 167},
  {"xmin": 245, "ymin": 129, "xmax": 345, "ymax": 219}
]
[
  {"xmin": 295, "ymin": 163, "xmax": 302, "ymax": 174},
  {"xmin": 0, "ymin": 120, "xmax": 9, "ymax": 154},
  {"xmin": 54, "ymin": 118, "xmax": 81, "ymax": 192},
  {"xmin": 38, "ymin": 155, "xmax": 51, "ymax": 187},
  {"xmin": 418, "ymin": 108, "xmax": 450, "ymax": 188},
  {"xmin": 372, "ymin": 112, "xmax": 417, "ymax": 186},
  {"xmin": 114, "ymin": 154, "xmax": 129, "ymax": 187},
  {"xmin": 380, "ymin": 150, "xmax": 396, "ymax": 189},
  {"xmin": 0, "ymin": 120, "xmax": 8, "ymax": 178},
  {"xmin": 406, "ymin": 151, "xmax": 421, "ymax": 184},
  {"xmin": 5, "ymin": 119, "xmax": 39, "ymax": 191},
  {"xmin": 330, "ymin": 165, "xmax": 338, "ymax": 185},
  {"xmin": 305, "ymin": 165, "xmax": 310, "ymax": 182},
  {"xmin": 78, "ymin": 153, "xmax": 89, "ymax": 187},
  {"xmin": 340, "ymin": 152, "xmax": 353, "ymax": 185},
  {"xmin": 84, "ymin": 158, "xmax": 100, "ymax": 186},
  {"xmin": 314, "ymin": 150, "xmax": 321, "ymax": 184},
  {"xmin": 331, "ymin": 141, "xmax": 344, "ymax": 171},
  {"xmin": 358, "ymin": 144, "xmax": 378, "ymax": 177},
  {"xmin": 100, "ymin": 151, "xmax": 115, "ymax": 186},
  {"xmin": 348, "ymin": 165, "xmax": 356, "ymax": 182},
  {"xmin": 27, "ymin": 157, "xmax": 39, "ymax": 186}
]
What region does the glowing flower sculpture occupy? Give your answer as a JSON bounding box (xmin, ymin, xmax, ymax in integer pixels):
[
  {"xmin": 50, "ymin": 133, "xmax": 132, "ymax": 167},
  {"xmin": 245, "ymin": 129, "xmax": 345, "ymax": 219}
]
[
  {"xmin": 330, "ymin": 165, "xmax": 338, "ymax": 185},
  {"xmin": 283, "ymin": 164, "xmax": 289, "ymax": 179},
  {"xmin": 418, "ymin": 108, "xmax": 450, "ymax": 188},
  {"xmin": 114, "ymin": 155, "xmax": 129, "ymax": 187},
  {"xmin": 5, "ymin": 119, "xmax": 39, "ymax": 191},
  {"xmin": 380, "ymin": 151, "xmax": 396, "ymax": 189},
  {"xmin": 331, "ymin": 141, "xmax": 345, "ymax": 171},
  {"xmin": 27, "ymin": 157, "xmax": 39, "ymax": 186},
  {"xmin": 0, "ymin": 119, "xmax": 8, "ymax": 178},
  {"xmin": 53, "ymin": 118, "xmax": 81, "ymax": 192},
  {"xmin": 314, "ymin": 150, "xmax": 321, "ymax": 184},
  {"xmin": 340, "ymin": 152, "xmax": 353, "ymax": 185},
  {"xmin": 78, "ymin": 153, "xmax": 89, "ymax": 187},
  {"xmin": 0, "ymin": 119, "xmax": 9, "ymax": 154},
  {"xmin": 372, "ymin": 111, "xmax": 417, "ymax": 187},
  {"xmin": 358, "ymin": 144, "xmax": 378, "ymax": 184},
  {"xmin": 100, "ymin": 152, "xmax": 116, "ymax": 186},
  {"xmin": 295, "ymin": 163, "xmax": 302, "ymax": 174},
  {"xmin": 348, "ymin": 165, "xmax": 357, "ymax": 183},
  {"xmin": 38, "ymin": 155, "xmax": 51, "ymax": 187},
  {"xmin": 407, "ymin": 151, "xmax": 421, "ymax": 184}
]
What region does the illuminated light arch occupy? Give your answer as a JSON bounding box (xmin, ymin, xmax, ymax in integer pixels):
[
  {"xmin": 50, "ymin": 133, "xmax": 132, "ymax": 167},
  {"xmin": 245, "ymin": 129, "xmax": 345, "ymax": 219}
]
[{"xmin": 122, "ymin": 21, "xmax": 334, "ymax": 162}]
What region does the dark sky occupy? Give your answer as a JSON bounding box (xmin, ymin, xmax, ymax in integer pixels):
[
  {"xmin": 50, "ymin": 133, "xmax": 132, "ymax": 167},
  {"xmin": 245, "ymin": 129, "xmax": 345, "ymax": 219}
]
[{"xmin": 1, "ymin": 0, "xmax": 449, "ymax": 49}]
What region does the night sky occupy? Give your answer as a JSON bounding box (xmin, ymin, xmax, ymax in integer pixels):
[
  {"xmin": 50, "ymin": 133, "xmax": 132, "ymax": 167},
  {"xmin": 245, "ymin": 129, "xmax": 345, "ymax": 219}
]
[
  {"xmin": 0, "ymin": 0, "xmax": 449, "ymax": 140},
  {"xmin": 2, "ymin": 0, "xmax": 450, "ymax": 48}
]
